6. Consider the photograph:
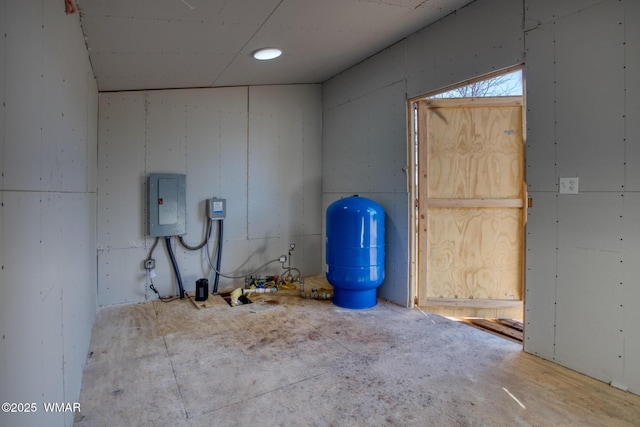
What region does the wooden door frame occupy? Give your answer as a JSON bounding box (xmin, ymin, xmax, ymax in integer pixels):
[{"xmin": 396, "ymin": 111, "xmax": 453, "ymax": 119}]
[{"xmin": 406, "ymin": 66, "xmax": 526, "ymax": 310}]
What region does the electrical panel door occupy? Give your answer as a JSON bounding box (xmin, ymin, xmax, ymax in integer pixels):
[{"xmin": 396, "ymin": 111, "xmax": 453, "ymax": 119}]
[{"xmin": 148, "ymin": 173, "xmax": 186, "ymax": 237}]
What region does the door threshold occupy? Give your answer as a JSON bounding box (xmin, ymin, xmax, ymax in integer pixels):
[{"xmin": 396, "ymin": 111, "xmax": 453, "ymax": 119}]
[{"xmin": 459, "ymin": 317, "xmax": 523, "ymax": 343}]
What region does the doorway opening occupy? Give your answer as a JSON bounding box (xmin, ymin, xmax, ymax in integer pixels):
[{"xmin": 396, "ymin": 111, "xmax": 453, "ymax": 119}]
[{"xmin": 408, "ymin": 66, "xmax": 526, "ymax": 342}]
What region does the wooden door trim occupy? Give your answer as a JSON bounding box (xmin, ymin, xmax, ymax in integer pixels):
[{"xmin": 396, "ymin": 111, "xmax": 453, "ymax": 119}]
[
  {"xmin": 425, "ymin": 298, "xmax": 523, "ymax": 309},
  {"xmin": 426, "ymin": 198, "xmax": 524, "ymax": 208},
  {"xmin": 423, "ymin": 96, "xmax": 523, "ymax": 108}
]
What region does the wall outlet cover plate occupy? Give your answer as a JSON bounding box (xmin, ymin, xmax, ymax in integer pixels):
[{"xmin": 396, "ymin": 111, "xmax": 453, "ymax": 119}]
[{"xmin": 559, "ymin": 177, "xmax": 579, "ymax": 194}]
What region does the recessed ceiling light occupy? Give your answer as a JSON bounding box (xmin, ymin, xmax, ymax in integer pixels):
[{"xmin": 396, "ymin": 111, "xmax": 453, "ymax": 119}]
[{"xmin": 253, "ymin": 48, "xmax": 282, "ymax": 61}]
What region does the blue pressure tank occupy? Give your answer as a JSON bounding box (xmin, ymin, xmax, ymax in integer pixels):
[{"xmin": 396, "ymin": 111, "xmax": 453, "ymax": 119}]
[{"xmin": 326, "ymin": 195, "xmax": 385, "ymax": 309}]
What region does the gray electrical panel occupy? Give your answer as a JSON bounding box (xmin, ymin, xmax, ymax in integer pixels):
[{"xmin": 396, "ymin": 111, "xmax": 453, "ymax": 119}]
[
  {"xmin": 148, "ymin": 173, "xmax": 186, "ymax": 237},
  {"xmin": 207, "ymin": 197, "xmax": 226, "ymax": 220}
]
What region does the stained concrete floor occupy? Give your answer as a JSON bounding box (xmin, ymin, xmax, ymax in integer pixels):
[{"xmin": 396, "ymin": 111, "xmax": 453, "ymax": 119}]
[{"xmin": 75, "ymin": 278, "xmax": 640, "ymax": 427}]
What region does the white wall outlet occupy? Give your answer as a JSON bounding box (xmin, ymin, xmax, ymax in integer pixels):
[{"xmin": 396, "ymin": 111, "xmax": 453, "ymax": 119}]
[{"xmin": 559, "ymin": 177, "xmax": 579, "ymax": 194}]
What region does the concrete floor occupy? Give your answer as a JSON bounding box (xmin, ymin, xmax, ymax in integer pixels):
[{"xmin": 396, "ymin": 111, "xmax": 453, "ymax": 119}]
[{"xmin": 75, "ymin": 278, "xmax": 640, "ymax": 426}]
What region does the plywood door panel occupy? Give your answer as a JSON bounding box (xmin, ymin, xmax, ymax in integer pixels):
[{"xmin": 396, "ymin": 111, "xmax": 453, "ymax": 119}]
[
  {"xmin": 425, "ymin": 97, "xmax": 523, "ymax": 199},
  {"xmin": 427, "ymin": 207, "xmax": 522, "ymax": 300},
  {"xmin": 418, "ymin": 97, "xmax": 524, "ymax": 307}
]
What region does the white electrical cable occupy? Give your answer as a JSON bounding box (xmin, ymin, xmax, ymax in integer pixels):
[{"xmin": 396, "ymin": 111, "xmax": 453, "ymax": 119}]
[{"xmin": 203, "ymin": 219, "xmax": 285, "ymax": 279}]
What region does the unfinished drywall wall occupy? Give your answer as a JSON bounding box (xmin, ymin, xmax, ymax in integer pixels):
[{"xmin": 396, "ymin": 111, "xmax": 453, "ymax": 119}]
[
  {"xmin": 322, "ymin": 80, "xmax": 410, "ymax": 306},
  {"xmin": 323, "ymin": 0, "xmax": 640, "ymax": 395},
  {"xmin": 322, "ymin": 0, "xmax": 524, "ymax": 307},
  {"xmin": 524, "ymin": 0, "xmax": 640, "ymax": 394},
  {"xmin": 97, "ymin": 85, "xmax": 322, "ymax": 306},
  {"xmin": 0, "ymin": 2, "xmax": 98, "ymax": 427}
]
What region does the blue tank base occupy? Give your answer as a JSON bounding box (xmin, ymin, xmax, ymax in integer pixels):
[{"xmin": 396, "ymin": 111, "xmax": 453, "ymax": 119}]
[{"xmin": 332, "ymin": 287, "xmax": 377, "ymax": 309}]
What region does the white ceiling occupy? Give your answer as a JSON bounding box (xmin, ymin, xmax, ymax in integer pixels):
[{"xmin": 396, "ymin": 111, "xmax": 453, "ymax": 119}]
[{"xmin": 77, "ymin": 0, "xmax": 474, "ymax": 92}]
